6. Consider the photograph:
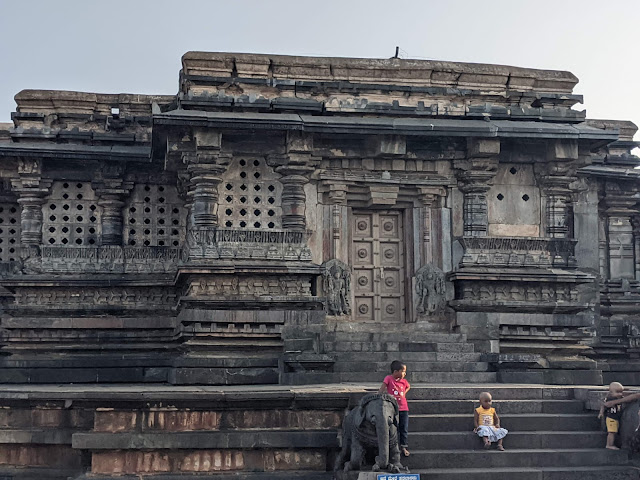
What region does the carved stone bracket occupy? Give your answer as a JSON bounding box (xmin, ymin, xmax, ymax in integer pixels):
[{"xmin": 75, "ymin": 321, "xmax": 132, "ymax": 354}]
[
  {"xmin": 322, "ymin": 259, "xmax": 351, "ymax": 316},
  {"xmin": 414, "ymin": 264, "xmax": 447, "ymax": 317},
  {"xmin": 11, "ymin": 158, "xmax": 52, "ymax": 246}
]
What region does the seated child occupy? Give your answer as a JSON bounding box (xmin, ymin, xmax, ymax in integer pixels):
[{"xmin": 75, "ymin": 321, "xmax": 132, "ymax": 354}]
[
  {"xmin": 474, "ymin": 391, "xmax": 508, "ymax": 451},
  {"xmin": 598, "ymin": 382, "xmax": 625, "ymax": 450},
  {"xmin": 379, "ymin": 360, "xmax": 410, "ymax": 457}
]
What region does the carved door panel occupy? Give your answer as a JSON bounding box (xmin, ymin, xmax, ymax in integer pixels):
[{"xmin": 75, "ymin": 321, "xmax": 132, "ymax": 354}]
[{"xmin": 352, "ymin": 211, "xmax": 406, "ymax": 322}]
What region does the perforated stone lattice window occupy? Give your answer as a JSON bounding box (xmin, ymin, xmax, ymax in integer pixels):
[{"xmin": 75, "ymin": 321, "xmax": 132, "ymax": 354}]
[
  {"xmin": 43, "ymin": 182, "xmax": 100, "ymax": 246},
  {"xmin": 218, "ymin": 158, "xmax": 282, "ymax": 229},
  {"xmin": 124, "ymin": 184, "xmax": 186, "ymax": 247},
  {"xmin": 0, "ymin": 204, "xmax": 20, "ymax": 261}
]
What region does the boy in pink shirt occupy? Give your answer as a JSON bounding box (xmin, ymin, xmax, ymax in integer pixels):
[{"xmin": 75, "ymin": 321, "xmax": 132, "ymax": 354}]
[{"xmin": 378, "ymin": 360, "xmax": 411, "ymax": 457}]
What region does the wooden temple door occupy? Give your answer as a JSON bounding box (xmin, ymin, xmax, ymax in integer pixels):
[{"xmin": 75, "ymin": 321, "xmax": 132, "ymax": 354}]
[{"xmin": 352, "ymin": 210, "xmax": 406, "ymax": 322}]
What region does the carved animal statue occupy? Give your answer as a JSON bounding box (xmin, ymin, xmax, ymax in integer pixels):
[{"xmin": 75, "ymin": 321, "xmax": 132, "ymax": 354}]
[{"xmin": 334, "ymin": 393, "xmax": 408, "ymax": 473}]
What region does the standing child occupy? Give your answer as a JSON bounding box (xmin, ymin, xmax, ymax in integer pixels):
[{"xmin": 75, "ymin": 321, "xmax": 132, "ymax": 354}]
[
  {"xmin": 379, "ymin": 360, "xmax": 410, "ymax": 457},
  {"xmin": 474, "ymin": 391, "xmax": 508, "ymax": 451},
  {"xmin": 598, "ymin": 381, "xmax": 625, "ymax": 450}
]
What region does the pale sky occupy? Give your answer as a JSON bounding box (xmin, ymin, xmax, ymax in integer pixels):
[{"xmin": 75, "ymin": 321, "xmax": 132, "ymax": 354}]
[{"xmin": 1, "ymin": 0, "xmax": 639, "ymax": 141}]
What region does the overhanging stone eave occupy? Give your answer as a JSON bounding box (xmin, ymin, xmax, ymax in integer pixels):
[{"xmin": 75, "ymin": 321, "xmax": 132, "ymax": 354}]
[
  {"xmin": 174, "ymin": 262, "xmax": 322, "ymax": 281},
  {"xmin": 579, "ymin": 165, "xmax": 640, "ymax": 179},
  {"xmin": 449, "ymin": 267, "xmax": 596, "ymax": 283},
  {"xmin": 154, "ymin": 110, "xmax": 619, "ymax": 141},
  {"xmin": 0, "ymin": 142, "xmax": 151, "ymax": 162},
  {"xmin": 0, "ymin": 274, "xmax": 175, "ymax": 287}
]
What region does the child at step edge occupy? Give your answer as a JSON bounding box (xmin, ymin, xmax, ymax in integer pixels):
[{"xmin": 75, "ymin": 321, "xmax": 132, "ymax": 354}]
[
  {"xmin": 601, "ymin": 382, "xmax": 640, "ymax": 451},
  {"xmin": 474, "ymin": 391, "xmax": 508, "ymax": 451},
  {"xmin": 379, "ymin": 360, "xmax": 410, "ymax": 457},
  {"xmin": 599, "ymin": 381, "xmax": 625, "ymax": 450}
]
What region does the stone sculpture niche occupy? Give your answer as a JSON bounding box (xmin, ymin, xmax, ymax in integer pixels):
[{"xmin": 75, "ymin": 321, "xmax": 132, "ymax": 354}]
[
  {"xmin": 415, "ymin": 264, "xmax": 447, "ymax": 315},
  {"xmin": 323, "ymin": 259, "xmax": 351, "ymax": 316},
  {"xmin": 334, "ymin": 393, "xmax": 408, "ymax": 473}
]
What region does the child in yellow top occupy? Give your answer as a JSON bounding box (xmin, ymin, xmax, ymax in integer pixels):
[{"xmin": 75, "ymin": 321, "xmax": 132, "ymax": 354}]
[{"xmin": 474, "ymin": 391, "xmax": 508, "ymax": 451}]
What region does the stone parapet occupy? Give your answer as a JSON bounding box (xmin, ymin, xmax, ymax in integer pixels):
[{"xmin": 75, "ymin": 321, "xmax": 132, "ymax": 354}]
[{"xmin": 181, "ymin": 52, "xmax": 579, "ymax": 93}]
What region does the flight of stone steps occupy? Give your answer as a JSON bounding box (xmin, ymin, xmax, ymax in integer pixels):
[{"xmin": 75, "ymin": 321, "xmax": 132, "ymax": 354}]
[
  {"xmin": 382, "ymin": 385, "xmax": 638, "ymax": 480},
  {"xmin": 282, "ymin": 328, "xmax": 496, "ymax": 385}
]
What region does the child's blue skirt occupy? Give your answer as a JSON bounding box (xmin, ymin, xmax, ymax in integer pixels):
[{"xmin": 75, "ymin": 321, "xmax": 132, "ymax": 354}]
[{"xmin": 476, "ymin": 426, "xmax": 508, "ymax": 442}]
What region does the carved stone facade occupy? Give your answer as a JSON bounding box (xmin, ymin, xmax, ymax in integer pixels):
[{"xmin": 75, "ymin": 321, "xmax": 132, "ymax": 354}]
[{"xmin": 0, "ymin": 52, "xmax": 637, "ymax": 390}]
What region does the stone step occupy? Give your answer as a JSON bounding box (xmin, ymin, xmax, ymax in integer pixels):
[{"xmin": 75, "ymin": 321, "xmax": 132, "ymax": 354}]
[
  {"xmin": 0, "ymin": 367, "xmax": 168, "ymax": 383},
  {"xmin": 321, "ymin": 331, "xmax": 467, "ymax": 343},
  {"xmin": 403, "ymin": 448, "xmax": 628, "ymax": 469},
  {"xmin": 408, "ymin": 399, "xmax": 586, "ymax": 414},
  {"xmin": 328, "ymin": 342, "xmax": 480, "ymax": 357},
  {"xmin": 398, "ymin": 466, "xmax": 639, "ymax": 480},
  {"xmin": 332, "ymin": 361, "xmax": 490, "ymax": 373},
  {"xmin": 75, "ymin": 472, "xmax": 333, "ymax": 480},
  {"xmin": 411, "ymin": 413, "xmax": 600, "ymax": 432},
  {"xmin": 0, "ymin": 355, "xmax": 174, "ymax": 368},
  {"xmin": 408, "ymin": 431, "xmax": 606, "ymax": 450},
  {"xmin": 405, "ymin": 385, "xmax": 575, "ymax": 400},
  {"xmin": 280, "ymin": 371, "xmax": 497, "ymax": 385},
  {"xmin": 604, "ymin": 371, "xmax": 640, "ymax": 386},
  {"xmin": 0, "ymin": 467, "xmax": 84, "ymax": 480},
  {"xmin": 332, "ymin": 351, "xmax": 440, "ymax": 362},
  {"xmin": 0, "ymin": 428, "xmax": 74, "ymax": 444},
  {"xmin": 323, "ymin": 323, "xmax": 462, "ymax": 336}
]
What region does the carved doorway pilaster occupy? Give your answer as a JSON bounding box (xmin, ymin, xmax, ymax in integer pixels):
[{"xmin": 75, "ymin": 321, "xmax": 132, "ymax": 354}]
[{"xmin": 352, "ymin": 210, "xmax": 406, "ymax": 322}]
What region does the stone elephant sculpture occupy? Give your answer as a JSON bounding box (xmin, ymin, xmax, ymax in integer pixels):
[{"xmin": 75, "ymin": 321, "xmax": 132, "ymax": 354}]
[{"xmin": 334, "ymin": 393, "xmax": 408, "ymax": 473}]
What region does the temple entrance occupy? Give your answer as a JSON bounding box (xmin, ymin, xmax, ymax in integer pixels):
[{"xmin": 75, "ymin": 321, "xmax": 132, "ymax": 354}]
[{"xmin": 352, "ymin": 210, "xmax": 406, "ymax": 322}]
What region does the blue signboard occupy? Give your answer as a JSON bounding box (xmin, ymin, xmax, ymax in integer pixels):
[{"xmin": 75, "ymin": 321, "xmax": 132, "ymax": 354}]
[{"xmin": 377, "ymin": 475, "xmax": 420, "ymax": 480}]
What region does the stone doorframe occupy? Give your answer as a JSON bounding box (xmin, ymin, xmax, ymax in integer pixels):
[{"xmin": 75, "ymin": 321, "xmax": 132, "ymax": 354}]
[{"xmin": 319, "ymin": 178, "xmax": 449, "ymax": 323}]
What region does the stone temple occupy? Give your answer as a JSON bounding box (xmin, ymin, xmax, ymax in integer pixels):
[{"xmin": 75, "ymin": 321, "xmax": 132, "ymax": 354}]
[{"xmin": 0, "ymin": 52, "xmax": 638, "ymax": 478}]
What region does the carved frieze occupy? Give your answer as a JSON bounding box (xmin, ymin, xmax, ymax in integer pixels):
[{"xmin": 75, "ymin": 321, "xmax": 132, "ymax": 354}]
[
  {"xmin": 14, "ymin": 287, "xmax": 176, "ymax": 308},
  {"xmin": 454, "ymin": 280, "xmax": 584, "ymax": 312},
  {"xmin": 14, "ymin": 246, "xmax": 181, "ymax": 274},
  {"xmin": 185, "ymin": 227, "xmax": 312, "ymax": 261},
  {"xmin": 322, "ymin": 259, "xmax": 351, "ymax": 316},
  {"xmin": 458, "ymin": 236, "xmax": 577, "ymax": 268},
  {"xmin": 184, "ymin": 276, "xmax": 312, "ymax": 297}
]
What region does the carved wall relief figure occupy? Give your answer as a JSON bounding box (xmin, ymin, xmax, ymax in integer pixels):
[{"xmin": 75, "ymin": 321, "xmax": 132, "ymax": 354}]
[
  {"xmin": 415, "ymin": 264, "xmax": 446, "ymax": 315},
  {"xmin": 323, "ymin": 259, "xmax": 351, "ymax": 316}
]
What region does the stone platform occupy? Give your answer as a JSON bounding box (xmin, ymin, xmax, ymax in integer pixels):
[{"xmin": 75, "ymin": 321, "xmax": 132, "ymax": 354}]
[{"xmin": 0, "ymin": 383, "xmax": 637, "ymax": 479}]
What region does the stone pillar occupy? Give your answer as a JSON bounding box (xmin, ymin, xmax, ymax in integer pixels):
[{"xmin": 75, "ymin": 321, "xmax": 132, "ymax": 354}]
[
  {"xmin": 633, "ymin": 217, "xmax": 640, "ymax": 283},
  {"xmin": 184, "ymin": 130, "xmax": 230, "ymax": 230},
  {"xmin": 274, "ymin": 132, "xmax": 315, "ymax": 232},
  {"xmin": 92, "ymin": 165, "xmax": 133, "ymax": 245},
  {"xmin": 603, "ymin": 182, "xmax": 639, "ymax": 280},
  {"xmin": 455, "ymin": 139, "xmax": 500, "ymax": 237},
  {"xmin": 11, "ymin": 158, "xmax": 51, "ymax": 246},
  {"xmin": 418, "ymin": 187, "xmax": 446, "ymax": 266},
  {"xmin": 277, "ymin": 168, "xmax": 312, "ymax": 231},
  {"xmin": 537, "ymin": 140, "xmax": 579, "ymax": 239},
  {"xmin": 328, "ymin": 183, "xmax": 348, "ymax": 260}
]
